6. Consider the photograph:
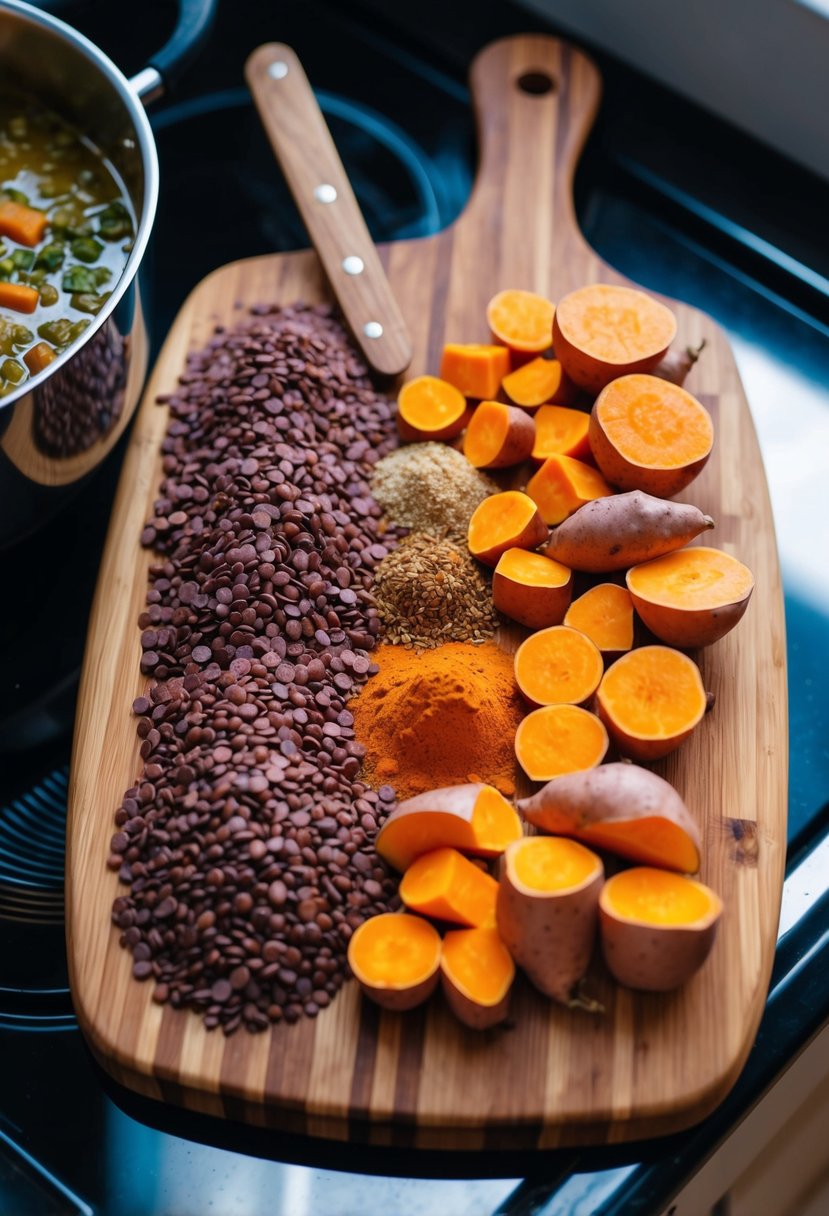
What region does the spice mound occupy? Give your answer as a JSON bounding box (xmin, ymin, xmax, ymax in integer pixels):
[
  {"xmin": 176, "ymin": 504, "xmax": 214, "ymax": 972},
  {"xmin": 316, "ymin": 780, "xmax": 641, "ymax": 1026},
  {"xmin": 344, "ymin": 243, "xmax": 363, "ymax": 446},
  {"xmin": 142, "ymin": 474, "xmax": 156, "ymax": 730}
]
[
  {"xmin": 374, "ymin": 532, "xmax": 499, "ymax": 648},
  {"xmin": 110, "ymin": 303, "xmax": 404, "ymax": 1035},
  {"xmin": 351, "ymin": 640, "xmax": 523, "ymax": 800},
  {"xmin": 372, "ymin": 441, "xmax": 496, "ymax": 538}
]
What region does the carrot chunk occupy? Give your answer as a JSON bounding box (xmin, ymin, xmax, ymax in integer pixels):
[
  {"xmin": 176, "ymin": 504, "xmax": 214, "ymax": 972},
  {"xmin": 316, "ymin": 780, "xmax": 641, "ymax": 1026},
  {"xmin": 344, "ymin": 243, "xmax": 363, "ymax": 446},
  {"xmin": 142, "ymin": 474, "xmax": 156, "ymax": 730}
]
[
  {"xmin": 440, "ymin": 343, "xmax": 511, "ymax": 399},
  {"xmin": 0, "ymin": 200, "xmax": 48, "ymax": 247},
  {"xmin": 23, "ymin": 342, "xmax": 57, "ymax": 375},
  {"xmin": 0, "ymin": 281, "xmax": 40, "ymax": 314}
]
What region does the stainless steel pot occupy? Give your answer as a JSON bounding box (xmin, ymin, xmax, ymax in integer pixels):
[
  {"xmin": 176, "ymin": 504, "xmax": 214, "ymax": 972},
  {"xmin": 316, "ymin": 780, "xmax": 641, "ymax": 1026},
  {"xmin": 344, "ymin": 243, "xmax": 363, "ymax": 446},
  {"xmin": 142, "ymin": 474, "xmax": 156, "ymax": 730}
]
[{"xmin": 0, "ymin": 0, "xmax": 216, "ymax": 546}]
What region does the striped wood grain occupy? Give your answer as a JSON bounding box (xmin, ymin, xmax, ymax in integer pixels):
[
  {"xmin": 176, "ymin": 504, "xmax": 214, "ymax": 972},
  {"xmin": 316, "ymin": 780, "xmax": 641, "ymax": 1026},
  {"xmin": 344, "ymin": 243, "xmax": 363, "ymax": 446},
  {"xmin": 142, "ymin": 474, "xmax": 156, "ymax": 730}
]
[{"xmin": 66, "ymin": 35, "xmax": 788, "ymax": 1149}]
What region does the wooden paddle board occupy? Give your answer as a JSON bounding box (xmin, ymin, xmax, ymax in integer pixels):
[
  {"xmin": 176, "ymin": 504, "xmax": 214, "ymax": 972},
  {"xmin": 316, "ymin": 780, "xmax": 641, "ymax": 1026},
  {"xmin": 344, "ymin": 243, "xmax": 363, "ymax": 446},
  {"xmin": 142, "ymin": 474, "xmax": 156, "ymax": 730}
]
[{"xmin": 66, "ymin": 34, "xmax": 788, "ymax": 1149}]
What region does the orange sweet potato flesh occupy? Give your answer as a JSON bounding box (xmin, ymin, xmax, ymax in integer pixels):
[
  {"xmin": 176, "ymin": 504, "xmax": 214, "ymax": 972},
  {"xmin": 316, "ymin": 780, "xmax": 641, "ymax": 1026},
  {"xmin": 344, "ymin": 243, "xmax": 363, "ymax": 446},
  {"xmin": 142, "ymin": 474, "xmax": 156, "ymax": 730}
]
[
  {"xmin": 463, "ymin": 400, "xmax": 535, "ymax": 468},
  {"xmin": 531, "ymin": 404, "xmax": 591, "ymax": 461},
  {"xmin": 503, "ymin": 358, "xmax": 574, "ymax": 409},
  {"xmin": 397, "ymin": 375, "xmax": 469, "ymax": 442},
  {"xmin": 626, "ymin": 546, "xmax": 754, "ymax": 647},
  {"xmin": 486, "ymin": 288, "xmax": 555, "ymax": 354},
  {"xmin": 553, "ymin": 284, "xmax": 677, "ymax": 394},
  {"xmin": 348, "ymin": 912, "xmax": 442, "ymax": 1011},
  {"xmin": 440, "ymin": 926, "xmax": 515, "ymax": 1029},
  {"xmin": 518, "ymin": 762, "xmax": 702, "ymax": 873},
  {"xmin": 375, "ymin": 784, "xmax": 522, "ymax": 872},
  {"xmin": 526, "ymin": 454, "xmax": 614, "ymax": 525},
  {"xmin": 400, "ymin": 847, "xmax": 498, "ymax": 927},
  {"xmin": 514, "ymin": 704, "xmax": 608, "ymax": 782},
  {"xmin": 514, "ymin": 625, "xmax": 604, "ymax": 708},
  {"xmin": 564, "ymin": 583, "xmax": 634, "ymax": 656},
  {"xmin": 599, "ymin": 868, "xmax": 722, "ymax": 991},
  {"xmin": 492, "ymin": 548, "xmax": 573, "ymax": 629},
  {"xmin": 542, "ymin": 490, "xmax": 715, "ymax": 573},
  {"xmin": 467, "ymin": 490, "xmax": 548, "ymax": 567},
  {"xmin": 440, "ymin": 343, "xmax": 511, "ymax": 399},
  {"xmin": 589, "ymin": 374, "xmax": 714, "ymax": 498},
  {"xmin": 596, "ymin": 645, "xmax": 707, "ymax": 761}
]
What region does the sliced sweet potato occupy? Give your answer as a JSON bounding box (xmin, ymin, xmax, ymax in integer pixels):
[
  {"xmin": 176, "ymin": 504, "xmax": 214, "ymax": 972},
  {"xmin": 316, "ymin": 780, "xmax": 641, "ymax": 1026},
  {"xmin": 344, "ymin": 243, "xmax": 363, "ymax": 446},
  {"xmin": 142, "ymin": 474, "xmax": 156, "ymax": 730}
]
[
  {"xmin": 531, "ymin": 403, "xmax": 592, "ymax": 462},
  {"xmin": 496, "ymin": 836, "xmax": 603, "ymax": 1005},
  {"xmin": 526, "ymin": 454, "xmax": 614, "ymax": 526},
  {"xmin": 467, "ymin": 490, "xmax": 548, "ymax": 567},
  {"xmin": 375, "ymin": 783, "xmax": 522, "ymax": 872},
  {"xmin": 502, "ymin": 358, "xmax": 579, "ymax": 409},
  {"xmin": 396, "ymin": 375, "xmax": 470, "ymax": 442},
  {"xmin": 563, "ymin": 583, "xmax": 634, "ymax": 659},
  {"xmin": 348, "ymin": 912, "xmax": 441, "ymax": 1011},
  {"xmin": 440, "ymin": 926, "xmax": 515, "ymax": 1030},
  {"xmin": 553, "ymin": 284, "xmax": 677, "ymax": 393},
  {"xmin": 440, "ymin": 343, "xmax": 511, "ymax": 399},
  {"xmin": 518, "ymin": 762, "xmax": 701, "ymax": 874},
  {"xmin": 514, "ymin": 704, "xmax": 608, "ymax": 783},
  {"xmin": 514, "ymin": 625, "xmax": 604, "ymax": 709},
  {"xmin": 626, "ymin": 546, "xmax": 754, "ymax": 647},
  {"xmin": 596, "ymin": 645, "xmax": 707, "ymax": 761},
  {"xmin": 399, "ymin": 847, "xmax": 498, "ymax": 927},
  {"xmin": 542, "ymin": 490, "xmax": 715, "ymax": 573},
  {"xmin": 599, "ymin": 867, "xmax": 722, "ymax": 991},
  {"xmin": 589, "ymin": 374, "xmax": 714, "ymax": 498},
  {"xmin": 463, "ymin": 400, "xmax": 536, "ymax": 468},
  {"xmin": 492, "ymin": 548, "xmax": 573, "ymax": 630},
  {"xmin": 486, "ymin": 288, "xmax": 555, "ymax": 354}
]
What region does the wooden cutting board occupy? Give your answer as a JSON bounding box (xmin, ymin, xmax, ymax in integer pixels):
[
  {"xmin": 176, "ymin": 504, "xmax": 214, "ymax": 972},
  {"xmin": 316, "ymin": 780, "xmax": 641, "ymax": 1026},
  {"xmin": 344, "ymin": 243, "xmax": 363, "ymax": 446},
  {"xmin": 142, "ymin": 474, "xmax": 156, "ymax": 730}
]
[{"xmin": 66, "ymin": 34, "xmax": 788, "ymax": 1150}]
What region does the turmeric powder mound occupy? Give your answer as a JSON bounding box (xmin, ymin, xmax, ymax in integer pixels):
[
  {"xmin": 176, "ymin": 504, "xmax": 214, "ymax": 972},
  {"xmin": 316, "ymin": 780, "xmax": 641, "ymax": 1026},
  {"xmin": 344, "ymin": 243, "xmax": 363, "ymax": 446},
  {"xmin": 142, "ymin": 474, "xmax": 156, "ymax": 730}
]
[{"xmin": 352, "ymin": 641, "xmax": 523, "ymax": 800}]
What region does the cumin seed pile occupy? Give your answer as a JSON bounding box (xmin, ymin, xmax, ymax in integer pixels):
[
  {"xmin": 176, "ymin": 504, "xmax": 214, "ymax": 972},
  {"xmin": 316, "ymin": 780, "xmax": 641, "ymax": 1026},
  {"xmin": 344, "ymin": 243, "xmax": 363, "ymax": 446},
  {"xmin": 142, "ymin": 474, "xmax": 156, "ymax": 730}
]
[{"xmin": 373, "ymin": 532, "xmax": 499, "ymax": 648}]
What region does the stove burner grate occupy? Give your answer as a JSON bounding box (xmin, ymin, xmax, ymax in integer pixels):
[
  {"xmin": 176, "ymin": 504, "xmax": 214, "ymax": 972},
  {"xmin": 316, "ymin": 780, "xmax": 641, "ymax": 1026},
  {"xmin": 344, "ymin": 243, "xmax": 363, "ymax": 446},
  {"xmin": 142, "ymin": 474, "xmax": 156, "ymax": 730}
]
[{"xmin": 0, "ymin": 766, "xmax": 67, "ymax": 925}]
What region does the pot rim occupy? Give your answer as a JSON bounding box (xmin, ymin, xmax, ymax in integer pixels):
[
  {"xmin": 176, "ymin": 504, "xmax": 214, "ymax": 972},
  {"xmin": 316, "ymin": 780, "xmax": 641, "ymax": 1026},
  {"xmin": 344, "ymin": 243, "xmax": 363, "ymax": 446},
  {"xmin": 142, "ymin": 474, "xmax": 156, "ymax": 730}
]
[{"xmin": 0, "ymin": 0, "xmax": 160, "ymax": 412}]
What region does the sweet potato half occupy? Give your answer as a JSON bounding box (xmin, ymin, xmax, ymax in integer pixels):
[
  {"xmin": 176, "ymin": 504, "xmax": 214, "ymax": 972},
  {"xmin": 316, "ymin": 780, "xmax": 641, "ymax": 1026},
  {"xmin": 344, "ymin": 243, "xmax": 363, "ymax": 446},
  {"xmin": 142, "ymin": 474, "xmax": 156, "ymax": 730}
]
[
  {"xmin": 492, "ymin": 548, "xmax": 573, "ymax": 630},
  {"xmin": 440, "ymin": 926, "xmax": 515, "ymax": 1030},
  {"xmin": 348, "ymin": 912, "xmax": 442, "ymax": 1011},
  {"xmin": 514, "ymin": 704, "xmax": 609, "ymax": 783},
  {"xmin": 375, "ymin": 784, "xmax": 522, "ymax": 872},
  {"xmin": 467, "ymin": 490, "xmax": 548, "ymax": 567},
  {"xmin": 596, "ymin": 645, "xmax": 708, "ymax": 762},
  {"xmin": 626, "ymin": 546, "xmax": 754, "ymax": 648}
]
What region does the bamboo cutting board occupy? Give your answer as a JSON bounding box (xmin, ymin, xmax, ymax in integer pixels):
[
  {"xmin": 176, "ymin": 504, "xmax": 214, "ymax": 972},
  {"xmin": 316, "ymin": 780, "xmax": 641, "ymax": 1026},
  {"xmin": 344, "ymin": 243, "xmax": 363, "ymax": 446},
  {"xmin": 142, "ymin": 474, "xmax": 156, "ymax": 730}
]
[{"xmin": 67, "ymin": 35, "xmax": 788, "ymax": 1149}]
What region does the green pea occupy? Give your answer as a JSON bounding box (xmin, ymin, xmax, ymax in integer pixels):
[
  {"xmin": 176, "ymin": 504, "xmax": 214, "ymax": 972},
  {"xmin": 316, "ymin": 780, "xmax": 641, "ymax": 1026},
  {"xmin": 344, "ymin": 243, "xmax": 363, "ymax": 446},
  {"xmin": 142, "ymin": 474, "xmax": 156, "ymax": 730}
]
[
  {"xmin": 1, "ymin": 358, "xmax": 26, "ymax": 384},
  {"xmin": 39, "ymin": 283, "xmax": 59, "ymax": 307}
]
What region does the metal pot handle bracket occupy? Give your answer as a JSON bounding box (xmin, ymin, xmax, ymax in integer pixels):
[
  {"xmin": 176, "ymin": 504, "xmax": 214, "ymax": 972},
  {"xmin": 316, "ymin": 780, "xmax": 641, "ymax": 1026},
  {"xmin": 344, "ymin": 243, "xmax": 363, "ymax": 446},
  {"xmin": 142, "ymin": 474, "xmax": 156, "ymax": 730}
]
[{"xmin": 130, "ymin": 0, "xmax": 219, "ymax": 103}]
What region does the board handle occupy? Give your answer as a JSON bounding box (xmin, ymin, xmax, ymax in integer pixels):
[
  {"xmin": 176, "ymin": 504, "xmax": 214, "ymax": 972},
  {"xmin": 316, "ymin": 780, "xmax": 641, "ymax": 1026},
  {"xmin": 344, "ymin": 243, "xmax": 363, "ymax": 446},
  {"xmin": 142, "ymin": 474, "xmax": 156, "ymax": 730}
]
[
  {"xmin": 246, "ymin": 43, "xmax": 413, "ymax": 379},
  {"xmin": 460, "ymin": 35, "xmax": 604, "ymax": 293}
]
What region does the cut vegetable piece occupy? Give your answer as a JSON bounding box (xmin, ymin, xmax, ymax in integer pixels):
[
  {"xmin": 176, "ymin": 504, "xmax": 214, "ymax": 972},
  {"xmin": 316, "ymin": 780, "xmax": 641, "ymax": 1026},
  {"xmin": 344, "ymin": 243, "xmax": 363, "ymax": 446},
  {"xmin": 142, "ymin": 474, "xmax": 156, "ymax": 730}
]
[
  {"xmin": 463, "ymin": 400, "xmax": 535, "ymax": 468},
  {"xmin": 526, "ymin": 454, "xmax": 614, "ymax": 525},
  {"xmin": 531, "ymin": 403, "xmax": 591, "ymax": 462},
  {"xmin": 542, "ymin": 490, "xmax": 715, "ymax": 573},
  {"xmin": 589, "ymin": 374, "xmax": 714, "ymax": 498},
  {"xmin": 0, "ymin": 282, "xmax": 40, "ymax": 314},
  {"xmin": 492, "ymin": 548, "xmax": 573, "ymax": 629},
  {"xmin": 553, "ymin": 283, "xmax": 677, "ymax": 393},
  {"xmin": 496, "ymin": 836, "xmax": 603, "ymax": 1004},
  {"xmin": 0, "ymin": 199, "xmax": 48, "ymax": 247},
  {"xmin": 440, "ymin": 343, "xmax": 511, "ymax": 399},
  {"xmin": 599, "ymin": 868, "xmax": 722, "ymax": 991},
  {"xmin": 397, "ymin": 375, "xmax": 470, "ymax": 442},
  {"xmin": 514, "ymin": 625, "xmax": 603, "ymax": 708},
  {"xmin": 467, "ymin": 490, "xmax": 548, "ymax": 567},
  {"xmin": 486, "ymin": 288, "xmax": 556, "ymax": 354},
  {"xmin": 563, "ymin": 583, "xmax": 634, "ymax": 659},
  {"xmin": 440, "ymin": 926, "xmax": 515, "ymax": 1029},
  {"xmin": 502, "ymin": 357, "xmax": 576, "ymax": 409},
  {"xmin": 375, "ymin": 783, "xmax": 522, "ymax": 872},
  {"xmin": 514, "ymin": 704, "xmax": 608, "ymax": 782},
  {"xmin": 399, "ymin": 847, "xmax": 498, "ymax": 927},
  {"xmin": 518, "ymin": 762, "xmax": 701, "ymax": 874},
  {"xmin": 23, "ymin": 341, "xmax": 57, "ymax": 375},
  {"xmin": 626, "ymin": 546, "xmax": 754, "ymax": 648},
  {"xmin": 596, "ymin": 645, "xmax": 707, "ymax": 761},
  {"xmin": 347, "ymin": 912, "xmax": 441, "ymax": 1011}
]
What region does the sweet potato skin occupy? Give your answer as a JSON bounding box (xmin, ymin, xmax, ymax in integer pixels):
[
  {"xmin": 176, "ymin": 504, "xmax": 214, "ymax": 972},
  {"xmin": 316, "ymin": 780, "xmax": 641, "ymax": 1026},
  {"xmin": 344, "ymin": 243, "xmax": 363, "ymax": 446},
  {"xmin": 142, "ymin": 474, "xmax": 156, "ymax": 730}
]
[
  {"xmin": 626, "ymin": 552, "xmax": 754, "ymax": 648},
  {"xmin": 553, "ymin": 286, "xmax": 676, "ymax": 394},
  {"xmin": 440, "ymin": 928, "xmax": 515, "ymax": 1030},
  {"xmin": 599, "ymin": 887, "xmax": 721, "ymax": 991},
  {"xmin": 468, "ymin": 494, "xmax": 549, "ymax": 567},
  {"xmin": 542, "ymin": 490, "xmax": 715, "ymax": 573},
  {"xmin": 492, "ymin": 555, "xmax": 573, "ymax": 630},
  {"xmin": 496, "ymin": 841, "xmax": 603, "ymax": 1005},
  {"xmin": 464, "ymin": 402, "xmax": 536, "ymax": 469},
  {"xmin": 375, "ymin": 784, "xmax": 521, "ymax": 871},
  {"xmin": 348, "ymin": 914, "xmax": 442, "ymax": 1011},
  {"xmin": 517, "ymin": 763, "xmax": 701, "ymax": 873}
]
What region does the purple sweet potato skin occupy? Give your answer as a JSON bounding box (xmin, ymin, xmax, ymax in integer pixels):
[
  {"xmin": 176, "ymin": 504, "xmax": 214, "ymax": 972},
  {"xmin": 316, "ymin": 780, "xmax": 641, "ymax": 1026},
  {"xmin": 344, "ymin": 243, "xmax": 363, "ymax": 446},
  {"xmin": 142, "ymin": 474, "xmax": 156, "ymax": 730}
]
[
  {"xmin": 440, "ymin": 972, "xmax": 512, "ymax": 1030},
  {"xmin": 599, "ymin": 909, "xmax": 720, "ymax": 992}
]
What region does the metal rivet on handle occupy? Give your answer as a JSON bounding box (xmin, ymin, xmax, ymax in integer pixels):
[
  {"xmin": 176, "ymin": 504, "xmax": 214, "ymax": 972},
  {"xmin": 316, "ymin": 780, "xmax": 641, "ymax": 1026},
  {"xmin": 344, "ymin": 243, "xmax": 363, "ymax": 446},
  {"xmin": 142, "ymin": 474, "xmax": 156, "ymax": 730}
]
[
  {"xmin": 363, "ymin": 321, "xmax": 383, "ymax": 339},
  {"xmin": 268, "ymin": 61, "xmax": 289, "ymax": 80},
  {"xmin": 314, "ymin": 183, "xmax": 337, "ymax": 203},
  {"xmin": 342, "ymin": 255, "xmax": 364, "ymax": 276}
]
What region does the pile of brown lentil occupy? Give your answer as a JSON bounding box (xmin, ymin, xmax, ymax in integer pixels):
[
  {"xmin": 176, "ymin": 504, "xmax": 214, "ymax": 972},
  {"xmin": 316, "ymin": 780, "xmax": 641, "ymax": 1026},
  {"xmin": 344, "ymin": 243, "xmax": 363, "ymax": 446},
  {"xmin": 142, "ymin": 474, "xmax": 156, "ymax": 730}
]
[
  {"xmin": 371, "ymin": 441, "xmax": 496, "ymax": 539},
  {"xmin": 372, "ymin": 532, "xmax": 499, "ymax": 648},
  {"xmin": 108, "ymin": 302, "xmax": 404, "ymax": 1034}
]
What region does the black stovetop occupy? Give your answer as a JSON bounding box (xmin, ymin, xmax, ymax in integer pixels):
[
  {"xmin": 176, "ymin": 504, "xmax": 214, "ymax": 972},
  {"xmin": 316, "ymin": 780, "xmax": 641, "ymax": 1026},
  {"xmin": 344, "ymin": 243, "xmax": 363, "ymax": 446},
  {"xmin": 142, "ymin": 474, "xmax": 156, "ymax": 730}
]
[{"xmin": 2, "ymin": 2, "xmax": 829, "ymax": 1214}]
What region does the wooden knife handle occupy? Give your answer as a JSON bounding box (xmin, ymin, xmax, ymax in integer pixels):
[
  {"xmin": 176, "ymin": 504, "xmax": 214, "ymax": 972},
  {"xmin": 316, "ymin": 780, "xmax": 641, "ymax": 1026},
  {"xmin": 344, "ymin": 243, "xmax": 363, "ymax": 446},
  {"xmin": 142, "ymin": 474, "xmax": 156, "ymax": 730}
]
[{"xmin": 245, "ymin": 42, "xmax": 413, "ymax": 379}]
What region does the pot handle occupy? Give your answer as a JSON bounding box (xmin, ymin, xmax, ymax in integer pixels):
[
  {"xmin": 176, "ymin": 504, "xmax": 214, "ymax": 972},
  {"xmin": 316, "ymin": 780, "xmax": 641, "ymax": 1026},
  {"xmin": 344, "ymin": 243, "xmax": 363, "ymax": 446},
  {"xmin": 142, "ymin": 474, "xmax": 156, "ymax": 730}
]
[{"xmin": 131, "ymin": 0, "xmax": 218, "ymax": 102}]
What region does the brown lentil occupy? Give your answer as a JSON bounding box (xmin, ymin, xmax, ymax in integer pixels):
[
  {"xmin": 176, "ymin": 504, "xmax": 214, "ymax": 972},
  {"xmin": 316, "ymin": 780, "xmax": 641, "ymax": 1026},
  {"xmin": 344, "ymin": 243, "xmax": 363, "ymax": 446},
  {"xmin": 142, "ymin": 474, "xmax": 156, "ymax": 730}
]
[
  {"xmin": 110, "ymin": 303, "xmax": 403, "ymax": 1034},
  {"xmin": 371, "ymin": 441, "xmax": 496, "ymax": 539},
  {"xmin": 372, "ymin": 532, "xmax": 500, "ymax": 648}
]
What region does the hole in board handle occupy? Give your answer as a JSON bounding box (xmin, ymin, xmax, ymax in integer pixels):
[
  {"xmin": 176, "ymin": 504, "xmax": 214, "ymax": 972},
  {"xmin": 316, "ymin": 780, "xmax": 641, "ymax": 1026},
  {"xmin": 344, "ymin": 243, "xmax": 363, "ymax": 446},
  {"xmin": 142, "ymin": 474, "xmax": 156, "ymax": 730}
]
[{"xmin": 517, "ymin": 71, "xmax": 556, "ymax": 96}]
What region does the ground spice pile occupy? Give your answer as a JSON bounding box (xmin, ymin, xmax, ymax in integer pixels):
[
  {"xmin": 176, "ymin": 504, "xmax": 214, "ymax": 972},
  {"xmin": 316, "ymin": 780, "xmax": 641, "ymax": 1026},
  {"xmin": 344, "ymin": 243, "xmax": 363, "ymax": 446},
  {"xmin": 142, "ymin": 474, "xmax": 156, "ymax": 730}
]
[
  {"xmin": 351, "ymin": 640, "xmax": 523, "ymax": 800},
  {"xmin": 371, "ymin": 441, "xmax": 496, "ymax": 538},
  {"xmin": 108, "ymin": 303, "xmax": 405, "ymax": 1034},
  {"xmin": 373, "ymin": 532, "xmax": 499, "ymax": 648}
]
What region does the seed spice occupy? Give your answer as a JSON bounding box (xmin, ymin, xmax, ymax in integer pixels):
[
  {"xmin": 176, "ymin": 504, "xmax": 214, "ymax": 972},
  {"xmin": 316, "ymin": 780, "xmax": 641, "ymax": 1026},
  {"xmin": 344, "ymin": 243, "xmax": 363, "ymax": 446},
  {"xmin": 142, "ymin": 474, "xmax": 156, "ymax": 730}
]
[
  {"xmin": 371, "ymin": 441, "xmax": 497, "ymax": 540},
  {"xmin": 373, "ymin": 532, "xmax": 500, "ymax": 648}
]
